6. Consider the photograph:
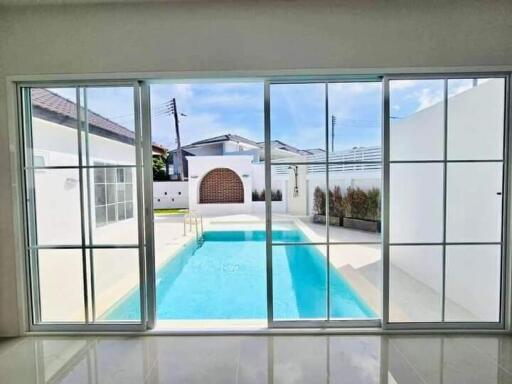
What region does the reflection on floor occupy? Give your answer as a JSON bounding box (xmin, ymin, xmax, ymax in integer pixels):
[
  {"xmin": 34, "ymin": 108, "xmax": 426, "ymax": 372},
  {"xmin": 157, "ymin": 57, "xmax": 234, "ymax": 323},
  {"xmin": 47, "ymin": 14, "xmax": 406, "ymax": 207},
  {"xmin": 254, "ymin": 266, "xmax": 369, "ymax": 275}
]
[{"xmin": 0, "ymin": 334, "xmax": 511, "ymax": 383}]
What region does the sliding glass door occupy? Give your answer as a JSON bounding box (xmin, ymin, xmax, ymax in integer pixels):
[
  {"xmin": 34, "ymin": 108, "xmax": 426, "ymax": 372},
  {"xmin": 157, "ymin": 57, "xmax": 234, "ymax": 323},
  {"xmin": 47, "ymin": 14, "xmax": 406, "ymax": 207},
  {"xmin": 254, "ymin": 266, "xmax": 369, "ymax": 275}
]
[
  {"xmin": 384, "ymin": 75, "xmax": 508, "ymax": 327},
  {"xmin": 18, "ymin": 73, "xmax": 509, "ymax": 331},
  {"xmin": 21, "ymin": 83, "xmax": 146, "ymax": 330},
  {"xmin": 267, "ymin": 80, "xmax": 383, "ymax": 326}
]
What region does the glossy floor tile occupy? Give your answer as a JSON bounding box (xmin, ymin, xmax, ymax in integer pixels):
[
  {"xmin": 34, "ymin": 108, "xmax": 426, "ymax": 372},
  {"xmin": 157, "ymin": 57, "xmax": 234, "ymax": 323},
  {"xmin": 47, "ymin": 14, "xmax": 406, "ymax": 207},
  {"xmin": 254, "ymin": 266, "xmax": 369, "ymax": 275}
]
[{"xmin": 0, "ymin": 334, "xmax": 511, "ymax": 383}]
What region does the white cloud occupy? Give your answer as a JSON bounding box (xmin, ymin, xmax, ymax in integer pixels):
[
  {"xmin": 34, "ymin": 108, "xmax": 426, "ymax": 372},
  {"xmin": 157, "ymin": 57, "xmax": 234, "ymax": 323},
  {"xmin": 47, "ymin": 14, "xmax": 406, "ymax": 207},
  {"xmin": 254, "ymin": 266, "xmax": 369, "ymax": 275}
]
[
  {"xmin": 330, "ymin": 82, "xmax": 381, "ymax": 94},
  {"xmin": 191, "ymin": 92, "xmax": 262, "ymax": 111},
  {"xmin": 390, "ymin": 80, "xmax": 417, "ymax": 90},
  {"xmin": 162, "ymin": 82, "xmax": 263, "ymax": 113},
  {"xmin": 416, "ymin": 87, "xmax": 443, "ymax": 111}
]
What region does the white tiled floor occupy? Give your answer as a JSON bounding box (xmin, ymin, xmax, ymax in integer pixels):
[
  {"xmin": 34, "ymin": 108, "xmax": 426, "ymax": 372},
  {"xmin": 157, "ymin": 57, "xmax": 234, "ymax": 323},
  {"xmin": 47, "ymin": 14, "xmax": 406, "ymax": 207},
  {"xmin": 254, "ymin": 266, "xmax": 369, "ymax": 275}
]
[{"xmin": 0, "ymin": 334, "xmax": 511, "ymax": 383}]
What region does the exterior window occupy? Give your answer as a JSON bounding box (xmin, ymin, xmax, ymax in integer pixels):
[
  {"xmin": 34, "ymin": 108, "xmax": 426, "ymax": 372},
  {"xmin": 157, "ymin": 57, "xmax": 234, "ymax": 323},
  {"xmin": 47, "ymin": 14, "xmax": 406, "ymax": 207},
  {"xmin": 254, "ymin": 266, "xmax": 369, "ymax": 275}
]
[{"xmin": 94, "ymin": 162, "xmax": 134, "ymax": 227}]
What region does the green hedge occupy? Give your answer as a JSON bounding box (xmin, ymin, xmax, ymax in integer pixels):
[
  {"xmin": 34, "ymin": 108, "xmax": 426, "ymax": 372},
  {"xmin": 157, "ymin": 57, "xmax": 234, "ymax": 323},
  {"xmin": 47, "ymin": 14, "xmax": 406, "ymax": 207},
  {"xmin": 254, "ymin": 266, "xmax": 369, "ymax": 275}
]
[{"xmin": 313, "ymin": 186, "xmax": 380, "ymax": 221}]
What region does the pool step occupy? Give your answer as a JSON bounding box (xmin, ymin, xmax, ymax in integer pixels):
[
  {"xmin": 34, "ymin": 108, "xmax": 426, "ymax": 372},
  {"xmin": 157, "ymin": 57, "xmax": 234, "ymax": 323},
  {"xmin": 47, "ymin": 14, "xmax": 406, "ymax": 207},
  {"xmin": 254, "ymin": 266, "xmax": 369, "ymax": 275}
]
[
  {"xmin": 339, "ymin": 265, "xmax": 381, "ymax": 315},
  {"xmin": 339, "ymin": 265, "xmax": 408, "ymax": 321}
]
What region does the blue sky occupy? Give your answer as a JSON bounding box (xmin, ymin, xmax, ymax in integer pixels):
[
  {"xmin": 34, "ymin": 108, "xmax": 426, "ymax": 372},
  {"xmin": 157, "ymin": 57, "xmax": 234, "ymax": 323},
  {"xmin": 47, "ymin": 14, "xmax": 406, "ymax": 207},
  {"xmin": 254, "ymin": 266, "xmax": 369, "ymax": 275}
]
[
  {"xmin": 48, "ymin": 79, "xmax": 483, "ymax": 153},
  {"xmin": 150, "ymin": 82, "xmax": 264, "ymax": 149}
]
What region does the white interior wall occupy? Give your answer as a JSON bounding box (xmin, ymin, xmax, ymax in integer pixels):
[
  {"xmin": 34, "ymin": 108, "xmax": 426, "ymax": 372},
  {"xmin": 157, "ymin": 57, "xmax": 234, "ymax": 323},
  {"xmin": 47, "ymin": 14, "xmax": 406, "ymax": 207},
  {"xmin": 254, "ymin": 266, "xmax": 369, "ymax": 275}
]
[{"xmin": 1, "ymin": 0, "xmax": 512, "ymax": 335}]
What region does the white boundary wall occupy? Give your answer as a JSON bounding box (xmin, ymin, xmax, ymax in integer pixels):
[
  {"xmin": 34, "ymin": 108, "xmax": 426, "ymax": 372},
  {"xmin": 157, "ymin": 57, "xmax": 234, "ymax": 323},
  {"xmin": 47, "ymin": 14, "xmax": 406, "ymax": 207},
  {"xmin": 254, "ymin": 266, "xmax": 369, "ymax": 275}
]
[{"xmin": 153, "ymin": 181, "xmax": 188, "ymax": 209}]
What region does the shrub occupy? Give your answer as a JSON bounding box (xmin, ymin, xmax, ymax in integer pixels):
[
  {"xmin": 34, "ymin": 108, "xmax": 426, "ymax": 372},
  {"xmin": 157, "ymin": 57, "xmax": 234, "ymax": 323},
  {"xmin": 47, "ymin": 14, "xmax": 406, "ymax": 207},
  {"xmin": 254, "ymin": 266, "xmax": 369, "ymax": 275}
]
[
  {"xmin": 314, "ymin": 185, "xmax": 381, "ymax": 221},
  {"xmin": 153, "ymin": 155, "xmax": 168, "ymax": 181},
  {"xmin": 343, "ymin": 187, "xmax": 368, "ymax": 219},
  {"xmin": 252, "ymin": 189, "xmax": 283, "ymax": 202},
  {"xmin": 366, "ymin": 188, "xmax": 381, "ymax": 220},
  {"xmin": 271, "ymin": 189, "xmax": 283, "ymax": 201},
  {"xmin": 331, "ymin": 185, "xmax": 344, "ymax": 218},
  {"xmin": 313, "ymin": 186, "xmax": 326, "ymax": 215}
]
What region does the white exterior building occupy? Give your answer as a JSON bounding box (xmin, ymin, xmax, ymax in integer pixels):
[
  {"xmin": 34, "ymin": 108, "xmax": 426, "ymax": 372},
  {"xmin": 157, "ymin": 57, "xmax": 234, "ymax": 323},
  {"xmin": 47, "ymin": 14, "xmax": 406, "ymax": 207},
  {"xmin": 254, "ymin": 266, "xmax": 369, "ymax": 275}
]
[
  {"xmin": 183, "ymin": 138, "xmax": 381, "ymax": 217},
  {"xmin": 31, "ymin": 88, "xmax": 167, "ymax": 246}
]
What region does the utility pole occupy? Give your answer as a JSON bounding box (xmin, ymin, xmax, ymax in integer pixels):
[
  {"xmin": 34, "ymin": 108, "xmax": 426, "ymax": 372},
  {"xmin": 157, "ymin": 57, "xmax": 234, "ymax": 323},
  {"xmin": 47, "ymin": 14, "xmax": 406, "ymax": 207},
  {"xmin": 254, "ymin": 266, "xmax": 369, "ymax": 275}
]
[
  {"xmin": 170, "ymin": 98, "xmax": 184, "ymax": 181},
  {"xmin": 331, "ymin": 115, "xmax": 337, "ymax": 153}
]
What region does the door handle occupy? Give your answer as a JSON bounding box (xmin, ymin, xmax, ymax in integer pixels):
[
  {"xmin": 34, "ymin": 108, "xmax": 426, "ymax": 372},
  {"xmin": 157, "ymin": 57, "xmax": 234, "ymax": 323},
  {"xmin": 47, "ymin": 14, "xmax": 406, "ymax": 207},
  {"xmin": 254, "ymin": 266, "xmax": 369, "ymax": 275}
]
[{"xmin": 497, "ymin": 192, "xmax": 502, "ymax": 195}]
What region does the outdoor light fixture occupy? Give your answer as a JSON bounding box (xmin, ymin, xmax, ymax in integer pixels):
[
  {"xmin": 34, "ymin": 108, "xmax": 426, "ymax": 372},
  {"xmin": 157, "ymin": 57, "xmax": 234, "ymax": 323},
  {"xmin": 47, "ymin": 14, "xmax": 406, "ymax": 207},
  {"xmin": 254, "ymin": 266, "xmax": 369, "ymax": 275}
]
[{"xmin": 64, "ymin": 177, "xmax": 79, "ymax": 190}]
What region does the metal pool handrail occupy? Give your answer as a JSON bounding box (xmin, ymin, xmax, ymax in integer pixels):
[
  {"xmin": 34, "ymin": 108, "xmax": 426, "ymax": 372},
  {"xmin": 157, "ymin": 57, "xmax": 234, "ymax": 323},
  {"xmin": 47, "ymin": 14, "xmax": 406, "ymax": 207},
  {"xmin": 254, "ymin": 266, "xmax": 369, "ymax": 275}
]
[{"xmin": 183, "ymin": 211, "xmax": 204, "ymax": 244}]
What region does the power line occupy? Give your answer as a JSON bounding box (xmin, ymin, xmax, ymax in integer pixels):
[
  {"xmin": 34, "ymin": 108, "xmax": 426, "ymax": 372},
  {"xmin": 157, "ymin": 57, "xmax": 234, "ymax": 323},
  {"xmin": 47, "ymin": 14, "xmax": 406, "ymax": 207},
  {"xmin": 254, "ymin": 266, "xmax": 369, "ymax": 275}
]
[{"xmin": 102, "ymin": 100, "xmax": 180, "ymax": 121}]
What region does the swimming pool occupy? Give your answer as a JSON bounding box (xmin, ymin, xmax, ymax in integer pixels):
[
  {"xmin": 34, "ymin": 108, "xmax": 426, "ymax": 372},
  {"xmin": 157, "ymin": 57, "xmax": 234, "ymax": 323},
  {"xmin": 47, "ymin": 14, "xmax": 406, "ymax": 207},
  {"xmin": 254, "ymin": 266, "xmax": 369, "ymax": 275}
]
[{"xmin": 104, "ymin": 230, "xmax": 375, "ymax": 321}]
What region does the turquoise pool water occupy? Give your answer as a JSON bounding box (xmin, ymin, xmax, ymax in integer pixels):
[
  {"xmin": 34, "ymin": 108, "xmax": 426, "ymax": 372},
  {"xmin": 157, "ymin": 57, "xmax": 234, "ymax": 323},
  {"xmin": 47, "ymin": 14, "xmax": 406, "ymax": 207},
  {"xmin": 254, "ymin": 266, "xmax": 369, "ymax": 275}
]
[{"xmin": 105, "ymin": 230, "xmax": 375, "ymax": 320}]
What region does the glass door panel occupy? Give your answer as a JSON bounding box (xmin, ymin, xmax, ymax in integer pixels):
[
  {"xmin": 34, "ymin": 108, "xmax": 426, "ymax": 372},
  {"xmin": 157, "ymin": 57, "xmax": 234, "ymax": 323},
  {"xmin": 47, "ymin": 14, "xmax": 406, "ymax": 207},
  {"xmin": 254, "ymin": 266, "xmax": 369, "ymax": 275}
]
[
  {"xmin": 270, "ymin": 83, "xmax": 327, "ymax": 163},
  {"xmin": 38, "ymin": 249, "xmax": 86, "ymax": 322},
  {"xmin": 271, "ymin": 162, "xmax": 328, "ymax": 244},
  {"xmin": 269, "ymin": 80, "xmax": 382, "ymax": 326},
  {"xmin": 446, "ymin": 162, "xmax": 503, "ymax": 242},
  {"xmin": 329, "ymin": 244, "xmax": 382, "ymax": 320},
  {"xmin": 389, "ymin": 79, "xmax": 445, "ymax": 161},
  {"xmin": 33, "ymin": 168, "xmax": 83, "ymax": 246},
  {"xmin": 445, "ymin": 244, "xmax": 501, "ymax": 322},
  {"xmin": 30, "ymin": 87, "xmax": 79, "ymax": 167},
  {"xmin": 269, "ymin": 82, "xmax": 328, "ymax": 324},
  {"xmin": 23, "ymin": 85, "xmax": 145, "ymax": 329},
  {"xmin": 386, "ymin": 75, "xmax": 507, "ymax": 326},
  {"xmin": 91, "ymin": 248, "xmax": 141, "ymax": 321},
  {"xmin": 447, "ymin": 78, "xmax": 505, "ymax": 160},
  {"xmin": 389, "ymin": 163, "xmax": 444, "ymax": 244},
  {"xmin": 326, "ymin": 82, "xmax": 382, "ymax": 322},
  {"xmin": 272, "ymin": 244, "xmax": 328, "ymax": 321},
  {"xmin": 389, "ymin": 245, "xmax": 443, "ymax": 322},
  {"xmin": 86, "ymin": 166, "xmax": 139, "ymax": 245}
]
